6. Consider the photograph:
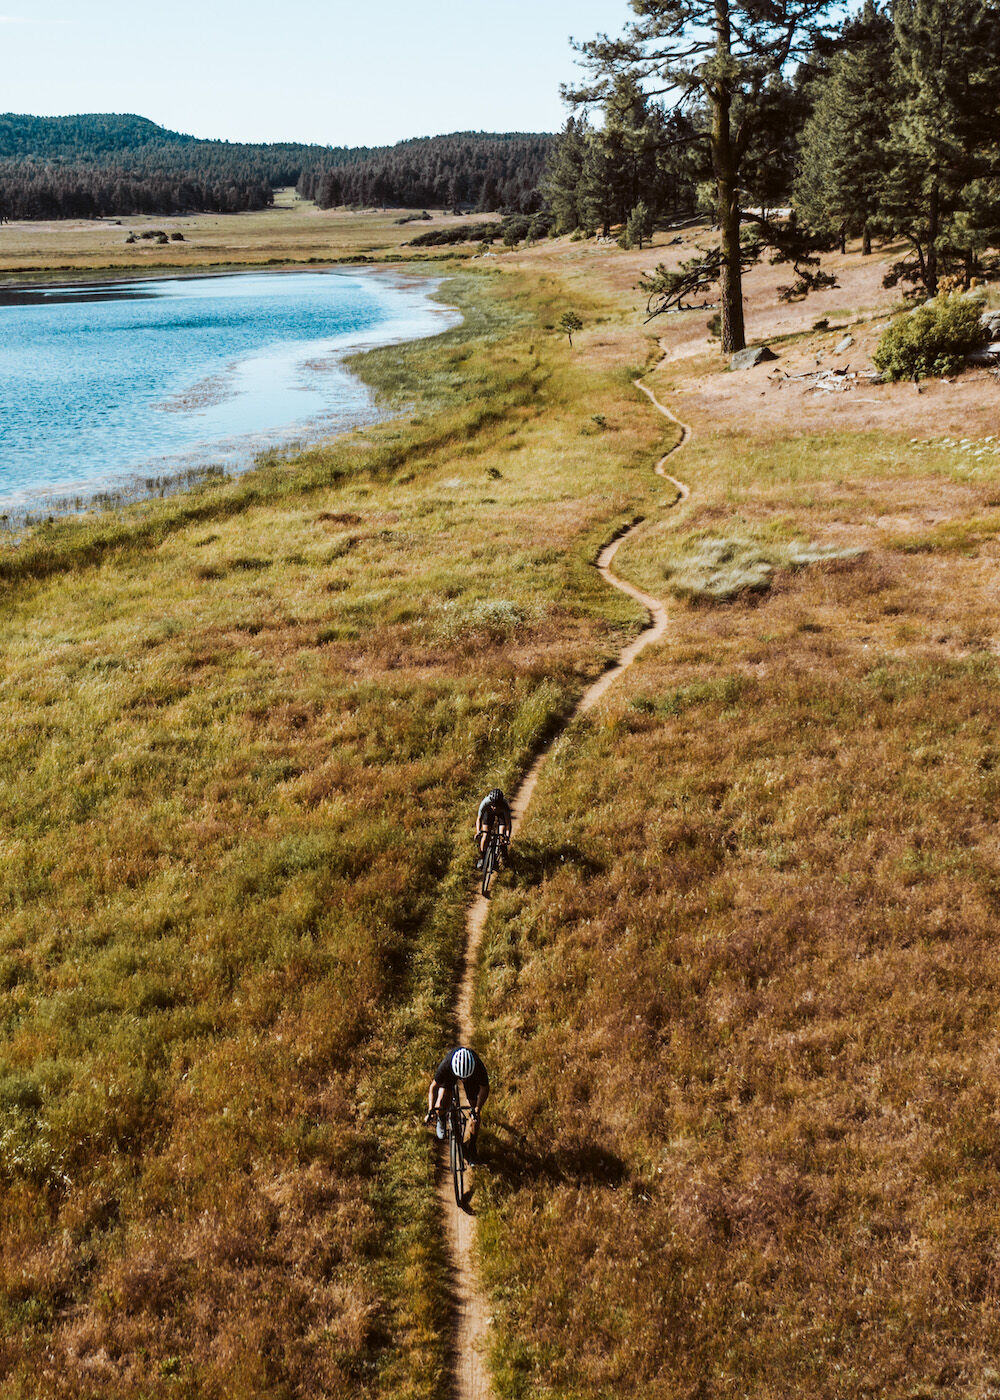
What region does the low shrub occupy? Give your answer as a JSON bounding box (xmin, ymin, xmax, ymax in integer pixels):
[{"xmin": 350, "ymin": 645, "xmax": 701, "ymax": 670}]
[
  {"xmin": 873, "ymin": 293, "xmax": 985, "ymax": 381},
  {"xmin": 663, "ymin": 536, "xmax": 863, "ymax": 602}
]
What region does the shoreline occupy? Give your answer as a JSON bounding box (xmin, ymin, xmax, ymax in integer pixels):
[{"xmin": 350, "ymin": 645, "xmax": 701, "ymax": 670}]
[
  {"xmin": 0, "ymin": 264, "xmax": 462, "ymax": 534},
  {"xmin": 0, "ymin": 253, "xmax": 459, "ymax": 292}
]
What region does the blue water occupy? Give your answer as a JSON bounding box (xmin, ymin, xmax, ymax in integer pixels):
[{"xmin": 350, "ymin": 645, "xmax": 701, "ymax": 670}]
[{"xmin": 0, "ymin": 268, "xmax": 457, "ymax": 516}]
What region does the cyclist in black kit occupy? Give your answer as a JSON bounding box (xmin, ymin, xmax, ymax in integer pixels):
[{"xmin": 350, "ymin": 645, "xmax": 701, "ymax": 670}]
[
  {"xmin": 425, "ymin": 1046, "xmax": 490, "ymax": 1162},
  {"xmin": 475, "ymin": 787, "xmax": 512, "ymax": 870}
]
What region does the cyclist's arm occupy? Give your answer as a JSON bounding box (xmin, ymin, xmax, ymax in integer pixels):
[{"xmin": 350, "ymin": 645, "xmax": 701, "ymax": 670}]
[{"xmin": 428, "ymin": 1076, "xmax": 450, "ymax": 1115}]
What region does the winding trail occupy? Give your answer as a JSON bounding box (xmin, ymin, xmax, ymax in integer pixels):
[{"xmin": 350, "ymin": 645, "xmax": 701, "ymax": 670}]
[{"xmin": 439, "ymin": 346, "xmax": 692, "ymax": 1400}]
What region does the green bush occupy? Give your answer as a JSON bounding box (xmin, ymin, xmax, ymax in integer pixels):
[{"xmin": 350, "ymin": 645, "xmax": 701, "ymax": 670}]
[{"xmin": 873, "ymin": 294, "xmax": 985, "ymax": 381}]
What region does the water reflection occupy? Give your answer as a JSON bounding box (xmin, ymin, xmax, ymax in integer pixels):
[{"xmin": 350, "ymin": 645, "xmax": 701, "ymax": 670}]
[{"xmin": 0, "ymin": 268, "xmax": 457, "ymax": 520}]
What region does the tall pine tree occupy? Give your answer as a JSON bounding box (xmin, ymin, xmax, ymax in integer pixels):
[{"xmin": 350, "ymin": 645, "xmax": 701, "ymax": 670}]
[
  {"xmin": 545, "ymin": 117, "xmax": 589, "ymax": 233},
  {"xmin": 569, "ymin": 0, "xmax": 837, "ymax": 351},
  {"xmin": 881, "ymin": 0, "xmax": 1000, "ymax": 294},
  {"xmin": 794, "ymin": 3, "xmax": 896, "ymax": 254}
]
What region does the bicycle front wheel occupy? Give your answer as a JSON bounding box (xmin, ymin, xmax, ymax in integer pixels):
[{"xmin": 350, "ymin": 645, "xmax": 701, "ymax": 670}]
[
  {"xmin": 450, "ymin": 1115, "xmax": 465, "ymax": 1206},
  {"xmin": 481, "ymin": 839, "xmax": 496, "ymax": 898}
]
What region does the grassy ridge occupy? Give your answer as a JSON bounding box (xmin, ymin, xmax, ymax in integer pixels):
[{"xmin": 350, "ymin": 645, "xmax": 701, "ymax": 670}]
[
  {"xmin": 475, "ymin": 397, "xmax": 1000, "ymax": 1397},
  {"xmin": 0, "ymin": 266, "xmax": 674, "ymax": 1396}
]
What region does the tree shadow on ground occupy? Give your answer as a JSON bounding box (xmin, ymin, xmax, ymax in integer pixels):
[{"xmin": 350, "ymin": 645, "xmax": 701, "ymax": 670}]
[{"xmin": 481, "ymin": 1119, "xmax": 628, "ymax": 1190}]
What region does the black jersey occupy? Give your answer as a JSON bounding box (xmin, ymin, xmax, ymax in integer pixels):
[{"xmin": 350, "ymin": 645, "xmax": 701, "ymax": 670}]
[
  {"xmin": 477, "ymin": 793, "xmax": 512, "ymax": 828},
  {"xmin": 433, "ymin": 1047, "xmax": 490, "ymax": 1096}
]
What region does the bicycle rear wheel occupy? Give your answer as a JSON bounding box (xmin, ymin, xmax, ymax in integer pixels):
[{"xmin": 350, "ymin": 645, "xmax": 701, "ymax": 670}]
[{"xmin": 449, "ymin": 1110, "xmax": 465, "ymax": 1205}]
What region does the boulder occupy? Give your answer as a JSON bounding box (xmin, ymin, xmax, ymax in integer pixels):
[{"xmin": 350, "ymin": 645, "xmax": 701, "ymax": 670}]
[
  {"xmin": 979, "ymin": 309, "xmax": 1000, "ymax": 338},
  {"xmin": 729, "ymin": 345, "xmax": 777, "ymax": 370},
  {"xmin": 967, "ymin": 342, "xmax": 1000, "ymax": 366}
]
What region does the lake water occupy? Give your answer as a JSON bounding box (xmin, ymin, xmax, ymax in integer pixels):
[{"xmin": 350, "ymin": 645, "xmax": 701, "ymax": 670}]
[{"xmin": 0, "ymin": 268, "xmax": 458, "ymax": 519}]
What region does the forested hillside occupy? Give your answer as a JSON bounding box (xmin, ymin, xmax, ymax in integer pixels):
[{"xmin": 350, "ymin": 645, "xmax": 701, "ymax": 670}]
[
  {"xmin": 297, "ymin": 132, "xmax": 554, "ymax": 214},
  {"xmin": 0, "ymin": 115, "xmax": 552, "ymax": 219}
]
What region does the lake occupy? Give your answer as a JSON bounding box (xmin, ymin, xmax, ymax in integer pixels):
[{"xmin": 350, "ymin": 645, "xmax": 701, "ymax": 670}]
[{"xmin": 0, "ymin": 268, "xmax": 458, "ymax": 520}]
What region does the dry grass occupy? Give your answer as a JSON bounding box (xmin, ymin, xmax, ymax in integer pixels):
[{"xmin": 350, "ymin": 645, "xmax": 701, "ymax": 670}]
[
  {"xmin": 0, "ymin": 189, "xmax": 494, "ymax": 279},
  {"xmin": 8, "ymin": 204, "xmax": 1000, "ymax": 1396},
  {"xmin": 0, "ymin": 262, "xmax": 673, "ymax": 1396},
  {"xmin": 474, "ymin": 302, "xmax": 1000, "ymax": 1397}
]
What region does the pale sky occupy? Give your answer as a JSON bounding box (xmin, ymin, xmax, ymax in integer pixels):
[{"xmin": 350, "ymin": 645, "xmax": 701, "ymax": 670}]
[{"xmin": 0, "ymin": 1, "xmax": 636, "ymax": 147}]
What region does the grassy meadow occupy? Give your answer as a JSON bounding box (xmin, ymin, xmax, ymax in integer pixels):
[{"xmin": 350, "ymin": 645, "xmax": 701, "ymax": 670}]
[
  {"xmin": 5, "ymin": 198, "xmax": 1000, "ymax": 1399},
  {"xmin": 0, "ymin": 262, "xmax": 676, "ymax": 1396},
  {"xmin": 0, "ymin": 190, "xmax": 488, "ymax": 280},
  {"xmin": 474, "ymin": 346, "xmax": 1000, "ymax": 1397}
]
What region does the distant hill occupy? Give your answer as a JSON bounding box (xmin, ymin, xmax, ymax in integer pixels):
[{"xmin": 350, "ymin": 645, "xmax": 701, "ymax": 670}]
[
  {"xmin": 0, "ymin": 112, "xmax": 197, "ymax": 159},
  {"xmin": 0, "ymin": 114, "xmax": 553, "ymax": 221},
  {"xmin": 298, "ymin": 132, "xmax": 555, "ymax": 215}
]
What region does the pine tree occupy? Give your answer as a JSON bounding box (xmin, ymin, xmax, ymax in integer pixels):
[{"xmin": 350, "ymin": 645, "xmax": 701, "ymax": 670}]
[
  {"xmin": 881, "ymin": 0, "xmax": 1000, "ymax": 295},
  {"xmin": 622, "ymin": 199, "xmax": 654, "ymax": 249},
  {"xmin": 578, "ymin": 138, "xmax": 616, "ymax": 236},
  {"xmin": 794, "ymin": 3, "xmax": 896, "ymax": 255},
  {"xmin": 545, "ymin": 117, "xmax": 588, "ymax": 232},
  {"xmin": 569, "ymin": 0, "xmax": 837, "ymax": 351},
  {"xmin": 741, "ymin": 77, "xmax": 812, "ymax": 223}
]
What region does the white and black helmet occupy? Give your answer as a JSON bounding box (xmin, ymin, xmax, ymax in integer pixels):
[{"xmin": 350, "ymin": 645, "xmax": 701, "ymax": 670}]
[
  {"xmin": 451, "ymin": 1047, "xmax": 475, "ymax": 1080},
  {"xmin": 488, "ymin": 788, "xmax": 503, "ymax": 803}
]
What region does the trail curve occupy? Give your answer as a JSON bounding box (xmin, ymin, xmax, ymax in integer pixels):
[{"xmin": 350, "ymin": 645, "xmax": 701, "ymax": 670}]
[{"xmin": 439, "ymin": 343, "xmax": 691, "ymax": 1400}]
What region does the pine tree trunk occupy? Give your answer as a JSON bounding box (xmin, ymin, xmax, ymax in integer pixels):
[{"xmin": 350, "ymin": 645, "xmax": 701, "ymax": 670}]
[
  {"xmin": 926, "ymin": 181, "xmax": 940, "ymax": 297},
  {"xmin": 840, "ymin": 226, "xmax": 847, "ymax": 256},
  {"xmin": 712, "ymin": 0, "xmax": 745, "ymax": 354},
  {"xmin": 862, "ymin": 225, "xmax": 872, "ymax": 256}
]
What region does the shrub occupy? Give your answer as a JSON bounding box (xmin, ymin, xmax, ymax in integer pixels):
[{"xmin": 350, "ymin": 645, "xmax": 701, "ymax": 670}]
[
  {"xmin": 873, "ymin": 294, "xmax": 985, "ymax": 381},
  {"xmin": 435, "ymin": 598, "xmax": 530, "ymax": 645}
]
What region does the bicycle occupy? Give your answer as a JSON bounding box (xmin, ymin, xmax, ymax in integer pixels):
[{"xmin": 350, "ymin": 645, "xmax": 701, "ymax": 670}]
[
  {"xmin": 446, "ymin": 1090, "xmax": 473, "ymax": 1206},
  {"xmin": 480, "ymin": 827, "xmax": 508, "ymax": 898}
]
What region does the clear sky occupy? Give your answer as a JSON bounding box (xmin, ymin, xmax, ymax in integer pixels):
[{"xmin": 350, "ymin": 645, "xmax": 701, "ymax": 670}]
[{"xmin": 0, "ymin": 1, "xmax": 636, "ymax": 147}]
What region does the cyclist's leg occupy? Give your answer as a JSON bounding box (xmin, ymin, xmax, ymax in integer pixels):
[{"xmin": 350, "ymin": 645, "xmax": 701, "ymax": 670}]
[
  {"xmin": 435, "ymin": 1084, "xmax": 452, "ymax": 1140},
  {"xmin": 467, "ymin": 1083, "xmax": 489, "ymax": 1142}
]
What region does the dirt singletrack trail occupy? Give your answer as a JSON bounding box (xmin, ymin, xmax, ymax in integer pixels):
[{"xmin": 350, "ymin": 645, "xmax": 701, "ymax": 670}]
[{"xmin": 439, "ymin": 345, "xmax": 691, "ymax": 1400}]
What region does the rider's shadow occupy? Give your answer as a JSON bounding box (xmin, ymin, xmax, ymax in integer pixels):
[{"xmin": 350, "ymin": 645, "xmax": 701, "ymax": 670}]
[
  {"xmin": 505, "ymin": 838, "xmax": 606, "ymax": 888},
  {"xmin": 482, "ymin": 1121, "xmax": 628, "ymax": 1190}
]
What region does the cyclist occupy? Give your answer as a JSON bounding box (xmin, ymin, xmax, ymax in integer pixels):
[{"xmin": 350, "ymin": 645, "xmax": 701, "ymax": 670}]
[
  {"xmin": 476, "ymin": 787, "xmax": 512, "ymax": 870},
  {"xmin": 425, "ymin": 1046, "xmax": 490, "ymax": 1163}
]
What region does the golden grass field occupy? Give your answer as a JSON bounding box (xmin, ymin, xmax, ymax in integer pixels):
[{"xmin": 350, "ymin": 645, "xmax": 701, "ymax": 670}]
[
  {"xmin": 0, "ymin": 241, "xmax": 673, "ymax": 1397},
  {"xmin": 0, "ymin": 188, "xmax": 484, "ymax": 278},
  {"xmin": 3, "ymin": 204, "xmax": 1000, "ymax": 1397}
]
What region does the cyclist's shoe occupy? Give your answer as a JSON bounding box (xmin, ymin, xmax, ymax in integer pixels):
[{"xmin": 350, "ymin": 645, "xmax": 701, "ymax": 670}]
[
  {"xmin": 436, "ymin": 1115, "xmax": 446, "ymax": 1142},
  {"xmin": 475, "ymin": 858, "xmax": 483, "ymax": 871},
  {"xmin": 464, "ymin": 1135, "xmax": 478, "ymax": 1165}
]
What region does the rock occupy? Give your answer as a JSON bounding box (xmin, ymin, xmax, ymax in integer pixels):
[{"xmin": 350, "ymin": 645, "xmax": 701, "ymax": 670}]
[
  {"xmin": 729, "ymin": 345, "xmax": 777, "ymax": 370},
  {"xmin": 966, "ymin": 343, "xmax": 1000, "ymax": 366},
  {"xmin": 835, "ymin": 334, "xmax": 854, "ymax": 353},
  {"xmin": 979, "ymin": 309, "xmax": 1000, "ymax": 338}
]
